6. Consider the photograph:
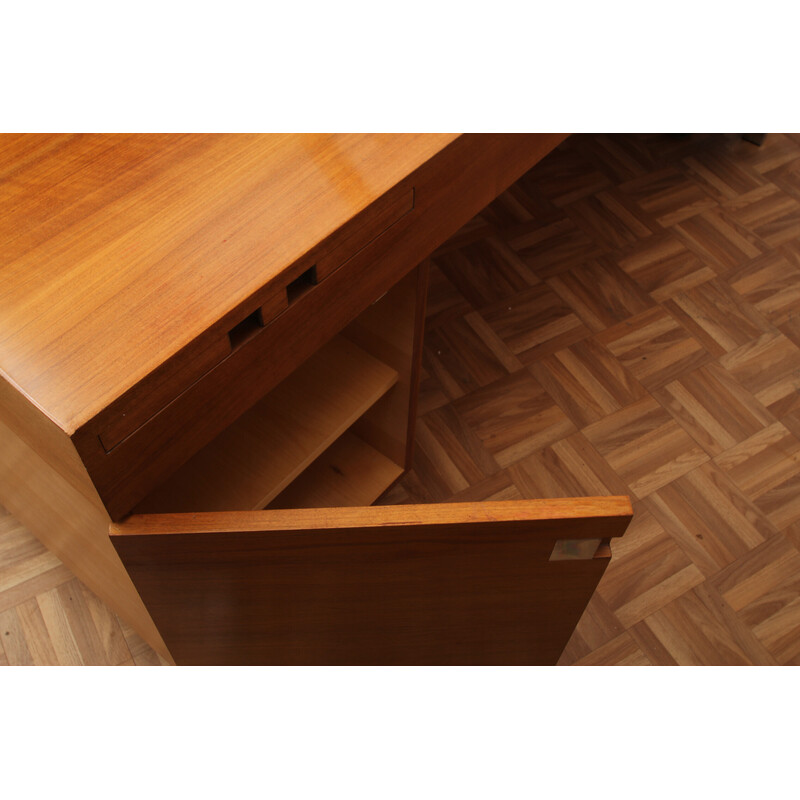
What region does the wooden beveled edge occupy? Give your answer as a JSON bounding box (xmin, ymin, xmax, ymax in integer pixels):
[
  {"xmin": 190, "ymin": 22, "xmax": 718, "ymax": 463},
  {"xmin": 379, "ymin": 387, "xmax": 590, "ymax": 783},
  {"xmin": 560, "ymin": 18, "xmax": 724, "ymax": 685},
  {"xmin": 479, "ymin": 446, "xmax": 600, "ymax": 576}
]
[{"xmin": 109, "ymin": 496, "xmax": 633, "ymax": 537}]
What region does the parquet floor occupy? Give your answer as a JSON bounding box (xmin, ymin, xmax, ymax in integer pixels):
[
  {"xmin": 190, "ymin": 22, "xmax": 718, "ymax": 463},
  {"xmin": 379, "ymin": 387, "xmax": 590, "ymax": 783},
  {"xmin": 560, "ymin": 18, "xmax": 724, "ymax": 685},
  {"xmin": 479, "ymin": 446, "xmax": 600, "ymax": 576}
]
[{"xmin": 4, "ymin": 132, "xmax": 800, "ymax": 665}]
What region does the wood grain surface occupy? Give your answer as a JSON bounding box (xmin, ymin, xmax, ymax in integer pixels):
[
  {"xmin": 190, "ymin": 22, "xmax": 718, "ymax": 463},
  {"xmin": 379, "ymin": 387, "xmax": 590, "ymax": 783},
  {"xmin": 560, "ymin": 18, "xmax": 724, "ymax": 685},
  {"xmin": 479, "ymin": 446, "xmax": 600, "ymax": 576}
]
[
  {"xmin": 0, "ymin": 133, "xmax": 564, "ymax": 520},
  {"xmin": 7, "ymin": 133, "xmax": 800, "ymax": 666},
  {"xmin": 132, "ymin": 335, "xmax": 399, "ymax": 514},
  {"xmin": 0, "ymin": 134, "xmax": 456, "ymax": 433},
  {"xmin": 110, "ymin": 498, "xmax": 631, "ymax": 665}
]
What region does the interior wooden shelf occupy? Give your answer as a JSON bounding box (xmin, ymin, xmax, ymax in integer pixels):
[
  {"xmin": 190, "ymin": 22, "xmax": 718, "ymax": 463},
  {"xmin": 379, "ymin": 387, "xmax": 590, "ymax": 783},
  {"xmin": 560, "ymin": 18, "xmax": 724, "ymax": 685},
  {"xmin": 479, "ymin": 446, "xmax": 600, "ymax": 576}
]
[
  {"xmin": 267, "ymin": 430, "xmax": 404, "ymax": 510},
  {"xmin": 133, "ymin": 336, "xmax": 399, "ymax": 514}
]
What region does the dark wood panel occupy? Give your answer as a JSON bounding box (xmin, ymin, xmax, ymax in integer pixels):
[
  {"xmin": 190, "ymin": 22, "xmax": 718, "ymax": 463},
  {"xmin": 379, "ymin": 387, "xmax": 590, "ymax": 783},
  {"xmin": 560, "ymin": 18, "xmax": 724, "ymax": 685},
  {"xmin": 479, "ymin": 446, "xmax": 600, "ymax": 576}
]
[{"xmin": 110, "ymin": 498, "xmax": 631, "ymax": 665}]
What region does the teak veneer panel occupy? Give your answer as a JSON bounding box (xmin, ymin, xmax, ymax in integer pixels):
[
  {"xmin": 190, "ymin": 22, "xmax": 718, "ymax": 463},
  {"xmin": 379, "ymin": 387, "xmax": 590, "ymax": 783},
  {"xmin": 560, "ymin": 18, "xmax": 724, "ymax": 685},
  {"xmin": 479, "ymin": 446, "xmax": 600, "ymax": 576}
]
[
  {"xmin": 1, "ymin": 133, "xmax": 567, "ymax": 519},
  {"xmin": 0, "ymin": 134, "xmax": 456, "ymax": 434},
  {"xmin": 111, "ymin": 497, "xmax": 632, "ymax": 665},
  {"xmin": 267, "ymin": 431, "xmax": 405, "ymax": 510},
  {"xmin": 0, "ymin": 414, "xmax": 171, "ymax": 662},
  {"xmin": 133, "ymin": 335, "xmax": 398, "ymax": 514},
  {"xmin": 0, "ymin": 133, "xmax": 576, "ymax": 662}
]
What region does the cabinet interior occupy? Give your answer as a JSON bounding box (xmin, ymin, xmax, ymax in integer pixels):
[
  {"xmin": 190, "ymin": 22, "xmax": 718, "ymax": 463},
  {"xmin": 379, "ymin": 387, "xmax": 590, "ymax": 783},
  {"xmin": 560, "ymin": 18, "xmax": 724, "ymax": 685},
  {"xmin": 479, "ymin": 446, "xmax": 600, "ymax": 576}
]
[{"xmin": 132, "ymin": 268, "xmax": 420, "ymax": 515}]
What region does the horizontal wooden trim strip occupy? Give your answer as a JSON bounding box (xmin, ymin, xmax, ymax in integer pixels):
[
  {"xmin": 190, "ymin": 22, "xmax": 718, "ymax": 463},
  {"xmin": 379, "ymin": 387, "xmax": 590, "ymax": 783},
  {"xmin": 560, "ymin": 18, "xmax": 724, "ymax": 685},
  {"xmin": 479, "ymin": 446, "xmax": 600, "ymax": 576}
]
[{"xmin": 111, "ymin": 496, "xmax": 633, "ymax": 536}]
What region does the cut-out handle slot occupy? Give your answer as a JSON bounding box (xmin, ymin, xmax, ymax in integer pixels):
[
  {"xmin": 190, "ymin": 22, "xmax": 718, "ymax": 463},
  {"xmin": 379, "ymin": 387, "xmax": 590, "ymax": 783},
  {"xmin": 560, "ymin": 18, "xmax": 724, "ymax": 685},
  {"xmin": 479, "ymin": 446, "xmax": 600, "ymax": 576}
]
[
  {"xmin": 228, "ymin": 308, "xmax": 264, "ymax": 350},
  {"xmin": 286, "ymin": 265, "xmax": 317, "ymax": 305},
  {"xmin": 549, "ymin": 538, "xmax": 611, "ymax": 561}
]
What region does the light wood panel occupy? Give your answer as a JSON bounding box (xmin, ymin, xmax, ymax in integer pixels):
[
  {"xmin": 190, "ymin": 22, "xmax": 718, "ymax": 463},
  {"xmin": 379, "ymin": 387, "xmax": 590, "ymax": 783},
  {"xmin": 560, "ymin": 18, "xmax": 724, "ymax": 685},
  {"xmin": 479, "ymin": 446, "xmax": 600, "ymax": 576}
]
[
  {"xmin": 0, "ymin": 133, "xmax": 457, "ymax": 434},
  {"xmin": 133, "ymin": 336, "xmax": 398, "ymax": 514},
  {"xmin": 1, "ymin": 133, "xmax": 567, "ymax": 523},
  {"xmin": 0, "ymin": 416, "xmax": 172, "ymax": 663},
  {"xmin": 267, "ymin": 432, "xmax": 404, "ymax": 510}
]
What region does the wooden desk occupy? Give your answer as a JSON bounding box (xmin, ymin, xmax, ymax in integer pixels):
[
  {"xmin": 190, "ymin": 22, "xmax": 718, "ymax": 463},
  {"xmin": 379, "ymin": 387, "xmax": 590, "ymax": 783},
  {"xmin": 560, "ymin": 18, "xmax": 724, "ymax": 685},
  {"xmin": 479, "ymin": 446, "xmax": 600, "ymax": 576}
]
[{"xmin": 0, "ymin": 133, "xmax": 632, "ymax": 664}]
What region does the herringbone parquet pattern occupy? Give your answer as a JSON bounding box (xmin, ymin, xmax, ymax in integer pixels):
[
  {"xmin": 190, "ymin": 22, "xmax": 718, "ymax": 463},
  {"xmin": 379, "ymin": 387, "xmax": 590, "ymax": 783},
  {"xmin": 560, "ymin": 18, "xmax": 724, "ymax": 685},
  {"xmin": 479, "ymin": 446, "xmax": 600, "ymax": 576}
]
[{"xmin": 4, "ymin": 133, "xmax": 800, "ymax": 665}]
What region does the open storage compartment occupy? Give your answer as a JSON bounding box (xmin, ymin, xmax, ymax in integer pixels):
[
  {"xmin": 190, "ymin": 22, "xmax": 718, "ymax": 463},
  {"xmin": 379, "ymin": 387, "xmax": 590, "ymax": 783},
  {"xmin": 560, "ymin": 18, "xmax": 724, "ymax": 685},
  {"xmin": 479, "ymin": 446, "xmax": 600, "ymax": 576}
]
[
  {"xmin": 133, "ymin": 267, "xmax": 423, "ymax": 516},
  {"xmin": 111, "ymin": 262, "xmax": 633, "ymax": 666}
]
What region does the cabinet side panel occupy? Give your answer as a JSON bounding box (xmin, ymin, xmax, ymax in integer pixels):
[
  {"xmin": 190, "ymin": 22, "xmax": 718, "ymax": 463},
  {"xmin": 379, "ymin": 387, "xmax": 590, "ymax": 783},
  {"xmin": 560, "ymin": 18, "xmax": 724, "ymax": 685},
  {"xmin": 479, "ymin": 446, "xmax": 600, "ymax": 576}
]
[
  {"xmin": 0, "ymin": 376, "xmax": 105, "ymax": 510},
  {"xmin": 0, "ymin": 413, "xmax": 172, "ymax": 662},
  {"xmin": 344, "ymin": 262, "xmax": 429, "ymax": 469}
]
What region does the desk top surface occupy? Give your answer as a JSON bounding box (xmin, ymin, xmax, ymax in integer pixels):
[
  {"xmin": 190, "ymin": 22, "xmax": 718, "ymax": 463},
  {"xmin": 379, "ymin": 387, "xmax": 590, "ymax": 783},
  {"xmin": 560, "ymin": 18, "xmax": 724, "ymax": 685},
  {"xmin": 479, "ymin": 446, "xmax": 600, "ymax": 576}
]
[{"xmin": 0, "ymin": 133, "xmax": 458, "ymax": 432}]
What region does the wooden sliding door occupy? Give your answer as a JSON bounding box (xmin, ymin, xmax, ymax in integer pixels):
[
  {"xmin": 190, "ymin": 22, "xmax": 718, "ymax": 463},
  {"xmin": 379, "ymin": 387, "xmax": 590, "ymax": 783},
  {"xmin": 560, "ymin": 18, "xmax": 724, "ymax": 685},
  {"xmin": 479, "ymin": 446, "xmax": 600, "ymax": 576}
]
[{"xmin": 110, "ymin": 498, "xmax": 632, "ymax": 665}]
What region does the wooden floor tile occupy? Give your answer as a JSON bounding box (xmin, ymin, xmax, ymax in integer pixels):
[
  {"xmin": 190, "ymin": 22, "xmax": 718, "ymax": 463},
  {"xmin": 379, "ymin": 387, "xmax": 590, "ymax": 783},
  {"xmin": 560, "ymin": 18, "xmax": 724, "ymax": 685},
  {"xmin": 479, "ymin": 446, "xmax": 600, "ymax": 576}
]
[
  {"xmin": 80, "ymin": 582, "xmax": 132, "ymax": 666},
  {"xmin": 36, "ymin": 585, "xmax": 86, "ymax": 666},
  {"xmin": 569, "ymin": 632, "xmax": 652, "ymax": 665},
  {"xmin": 719, "ymin": 332, "xmax": 800, "ymax": 417},
  {"xmin": 645, "ymin": 462, "xmax": 775, "ymax": 576},
  {"xmin": 432, "ymin": 213, "xmax": 495, "ymax": 256},
  {"xmin": 453, "ymin": 370, "xmax": 576, "ymax": 468},
  {"xmin": 415, "ymin": 363, "xmax": 450, "ymax": 417},
  {"xmin": 690, "ymin": 581, "xmax": 778, "ymax": 665},
  {"xmin": 118, "ymin": 617, "xmax": 170, "ymax": 667},
  {"xmin": 596, "ymin": 307, "xmax": 712, "ymax": 390},
  {"xmin": 630, "ymin": 589, "xmax": 754, "ymax": 665},
  {"xmin": 778, "ymin": 314, "xmax": 800, "ymax": 350},
  {"xmin": 547, "ymin": 256, "xmax": 655, "ymax": 332},
  {"xmin": 446, "ymin": 470, "xmax": 524, "ymax": 504},
  {"xmin": 570, "ymin": 133, "xmax": 652, "ymax": 183},
  {"xmin": 0, "ymin": 553, "xmax": 73, "ymax": 616},
  {"xmin": 779, "ymin": 238, "xmax": 800, "ymax": 272},
  {"xmin": 597, "ymin": 505, "xmax": 704, "ymax": 627},
  {"xmin": 529, "ymin": 338, "xmax": 647, "ymax": 428},
  {"xmin": 652, "ymin": 362, "xmax": 774, "ymax": 457},
  {"xmin": 556, "ymin": 592, "xmax": 625, "ymax": 662},
  {"xmin": 425, "ymin": 315, "xmax": 516, "ymax": 395},
  {"xmin": 482, "ymin": 282, "xmax": 591, "ymax": 362},
  {"xmin": 582, "ymin": 396, "xmax": 709, "ymax": 498},
  {"xmin": 508, "ymin": 432, "xmax": 628, "ymax": 500},
  {"xmin": 711, "ymin": 533, "xmax": 800, "ymax": 664},
  {"xmin": 1, "ymin": 599, "xmax": 58, "ymax": 666},
  {"xmin": 752, "ymin": 473, "xmax": 800, "ymax": 531},
  {"xmin": 482, "ymin": 181, "xmax": 559, "ymax": 231},
  {"xmin": 433, "ymin": 237, "xmax": 539, "ymax": 309},
  {"xmin": 563, "ymin": 189, "xmax": 656, "ymax": 250},
  {"xmin": 663, "ymin": 278, "xmax": 773, "ymax": 357},
  {"xmin": 766, "ymin": 156, "xmax": 800, "ymax": 205},
  {"xmin": 462, "ymin": 311, "xmax": 524, "ymax": 373},
  {"xmin": 712, "ymin": 533, "xmax": 800, "ymax": 610},
  {"xmin": 671, "ymin": 209, "xmax": 765, "ymax": 273},
  {"xmin": 714, "ymin": 422, "xmax": 800, "ymax": 500},
  {"xmin": 404, "ymin": 418, "xmax": 472, "ymax": 500},
  {"xmin": 682, "ymin": 149, "xmax": 767, "ymax": 203},
  {"xmin": 714, "ymin": 421, "xmax": 800, "ymax": 544},
  {"xmin": 618, "ymin": 167, "xmax": 717, "ymax": 227},
  {"xmin": 522, "ymin": 145, "xmax": 612, "ymax": 208},
  {"xmin": 723, "ymin": 184, "xmax": 800, "ymax": 247},
  {"xmin": 752, "ymin": 598, "xmax": 800, "ymax": 664},
  {"xmin": 739, "ymin": 133, "xmax": 800, "ymax": 175},
  {"xmin": 509, "ymin": 218, "xmax": 604, "ymax": 279},
  {"xmin": 728, "ymin": 251, "xmax": 800, "ymax": 326},
  {"xmin": 415, "ymin": 404, "xmax": 500, "ymax": 493},
  {"xmin": 615, "ymin": 232, "xmax": 715, "ymax": 302}
]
